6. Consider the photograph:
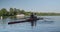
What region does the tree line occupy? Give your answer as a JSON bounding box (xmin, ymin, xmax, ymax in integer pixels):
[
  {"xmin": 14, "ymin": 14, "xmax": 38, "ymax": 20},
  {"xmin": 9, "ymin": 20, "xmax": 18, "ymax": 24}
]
[
  {"xmin": 0, "ymin": 8, "xmax": 29, "ymax": 16},
  {"xmin": 0, "ymin": 8, "xmax": 60, "ymax": 16}
]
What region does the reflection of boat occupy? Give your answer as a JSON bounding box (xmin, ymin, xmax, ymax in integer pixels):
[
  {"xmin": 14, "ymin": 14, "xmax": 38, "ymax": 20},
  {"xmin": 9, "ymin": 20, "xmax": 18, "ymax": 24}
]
[{"xmin": 8, "ymin": 18, "xmax": 43, "ymax": 24}]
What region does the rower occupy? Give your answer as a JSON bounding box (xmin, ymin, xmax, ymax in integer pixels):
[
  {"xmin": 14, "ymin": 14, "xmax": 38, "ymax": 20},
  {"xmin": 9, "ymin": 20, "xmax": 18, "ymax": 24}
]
[
  {"xmin": 30, "ymin": 13, "xmax": 34, "ymax": 18},
  {"xmin": 34, "ymin": 13, "xmax": 37, "ymax": 20},
  {"xmin": 29, "ymin": 13, "xmax": 35, "ymax": 21}
]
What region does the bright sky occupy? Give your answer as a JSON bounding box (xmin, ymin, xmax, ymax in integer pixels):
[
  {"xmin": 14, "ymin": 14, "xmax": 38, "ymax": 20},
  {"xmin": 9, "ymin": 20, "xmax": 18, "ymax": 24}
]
[{"xmin": 0, "ymin": 0, "xmax": 60, "ymax": 13}]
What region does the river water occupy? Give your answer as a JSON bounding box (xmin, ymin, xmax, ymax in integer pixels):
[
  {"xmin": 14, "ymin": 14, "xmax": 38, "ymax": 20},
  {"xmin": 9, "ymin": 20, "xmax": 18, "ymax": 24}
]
[{"xmin": 0, "ymin": 16, "xmax": 60, "ymax": 32}]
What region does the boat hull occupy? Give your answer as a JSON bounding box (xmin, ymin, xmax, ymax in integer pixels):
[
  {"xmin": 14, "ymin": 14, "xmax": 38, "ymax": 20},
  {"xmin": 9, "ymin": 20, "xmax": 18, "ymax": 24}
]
[{"xmin": 8, "ymin": 18, "xmax": 43, "ymax": 24}]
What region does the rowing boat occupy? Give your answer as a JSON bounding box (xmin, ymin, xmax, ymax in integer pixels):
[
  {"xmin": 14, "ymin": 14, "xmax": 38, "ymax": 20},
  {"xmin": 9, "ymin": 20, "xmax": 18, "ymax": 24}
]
[{"xmin": 8, "ymin": 18, "xmax": 43, "ymax": 24}]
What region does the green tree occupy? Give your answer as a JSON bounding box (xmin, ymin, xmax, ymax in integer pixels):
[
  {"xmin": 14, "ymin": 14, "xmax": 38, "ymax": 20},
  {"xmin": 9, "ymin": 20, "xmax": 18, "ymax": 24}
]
[
  {"xmin": 9, "ymin": 8, "xmax": 14, "ymax": 16},
  {"xmin": 0, "ymin": 8, "xmax": 8, "ymax": 16},
  {"xmin": 20, "ymin": 10, "xmax": 25, "ymax": 14},
  {"xmin": 14, "ymin": 8, "xmax": 17, "ymax": 15},
  {"xmin": 16, "ymin": 9, "xmax": 21, "ymax": 14},
  {"xmin": 14, "ymin": 8, "xmax": 21, "ymax": 15}
]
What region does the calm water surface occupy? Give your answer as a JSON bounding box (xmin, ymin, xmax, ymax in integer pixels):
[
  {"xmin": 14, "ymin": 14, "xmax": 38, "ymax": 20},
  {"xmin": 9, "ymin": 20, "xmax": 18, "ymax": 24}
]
[{"xmin": 0, "ymin": 16, "xmax": 60, "ymax": 32}]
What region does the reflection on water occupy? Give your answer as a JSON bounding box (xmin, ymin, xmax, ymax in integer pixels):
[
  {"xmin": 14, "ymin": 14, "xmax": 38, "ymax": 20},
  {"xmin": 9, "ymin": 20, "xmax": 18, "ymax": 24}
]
[
  {"xmin": 0, "ymin": 16, "xmax": 60, "ymax": 32},
  {"xmin": 30, "ymin": 20, "xmax": 54, "ymax": 27},
  {"xmin": 39, "ymin": 20, "xmax": 54, "ymax": 24},
  {"xmin": 30, "ymin": 20, "xmax": 37, "ymax": 27}
]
